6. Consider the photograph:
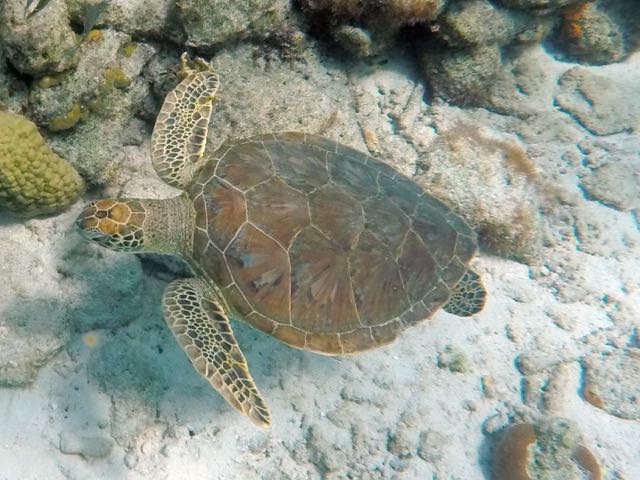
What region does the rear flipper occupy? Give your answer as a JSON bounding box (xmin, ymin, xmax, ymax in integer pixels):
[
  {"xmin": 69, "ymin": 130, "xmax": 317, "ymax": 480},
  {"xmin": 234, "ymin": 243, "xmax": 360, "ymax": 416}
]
[{"xmin": 443, "ymin": 269, "xmax": 486, "ymax": 317}]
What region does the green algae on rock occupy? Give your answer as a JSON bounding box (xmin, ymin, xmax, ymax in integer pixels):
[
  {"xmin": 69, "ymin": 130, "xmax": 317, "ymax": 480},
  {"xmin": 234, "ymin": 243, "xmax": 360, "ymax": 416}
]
[
  {"xmin": 103, "ymin": 66, "xmax": 132, "ymax": 89},
  {"xmin": 27, "ymin": 28, "xmax": 156, "ymax": 184},
  {"xmin": 28, "ymin": 29, "xmax": 151, "ymax": 129},
  {"xmin": 0, "ymin": 111, "xmax": 83, "ymax": 217},
  {"xmin": 47, "ymin": 103, "xmax": 89, "ymax": 132}
]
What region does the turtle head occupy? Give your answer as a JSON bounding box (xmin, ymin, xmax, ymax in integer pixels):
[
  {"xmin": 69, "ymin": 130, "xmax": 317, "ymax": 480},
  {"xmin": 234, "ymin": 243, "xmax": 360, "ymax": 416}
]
[
  {"xmin": 75, "ymin": 195, "xmax": 195, "ymax": 256},
  {"xmin": 75, "ymin": 199, "xmax": 147, "ymax": 252}
]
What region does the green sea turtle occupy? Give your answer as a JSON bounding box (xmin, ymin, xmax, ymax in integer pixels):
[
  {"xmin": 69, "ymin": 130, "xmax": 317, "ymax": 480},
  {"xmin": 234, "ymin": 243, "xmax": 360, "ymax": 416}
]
[{"xmin": 75, "ymin": 57, "xmax": 486, "ymax": 427}]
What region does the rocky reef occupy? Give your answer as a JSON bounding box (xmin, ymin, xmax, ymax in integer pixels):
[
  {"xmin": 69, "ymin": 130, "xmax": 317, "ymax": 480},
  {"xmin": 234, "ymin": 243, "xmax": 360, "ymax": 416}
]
[
  {"xmin": 1, "ymin": 1, "xmax": 636, "ymax": 160},
  {"xmin": 302, "ymin": 0, "xmax": 638, "ymax": 108}
]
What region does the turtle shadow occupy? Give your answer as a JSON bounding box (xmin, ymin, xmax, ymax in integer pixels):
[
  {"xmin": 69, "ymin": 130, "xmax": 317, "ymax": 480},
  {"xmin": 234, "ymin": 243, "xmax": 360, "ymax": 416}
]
[
  {"xmin": 2, "ymin": 222, "xmax": 361, "ymax": 446},
  {"xmin": 135, "ymin": 256, "xmax": 342, "ymax": 422},
  {"xmin": 37, "ymin": 233, "xmax": 175, "ymax": 445},
  {"xmin": 0, "ymin": 219, "xmax": 80, "ymax": 386},
  {"xmin": 155, "ymin": 304, "xmax": 341, "ymax": 426},
  {"xmin": 0, "ymin": 211, "xmax": 17, "ymax": 227},
  {"xmin": 40, "ymin": 235, "xmax": 340, "ymax": 433}
]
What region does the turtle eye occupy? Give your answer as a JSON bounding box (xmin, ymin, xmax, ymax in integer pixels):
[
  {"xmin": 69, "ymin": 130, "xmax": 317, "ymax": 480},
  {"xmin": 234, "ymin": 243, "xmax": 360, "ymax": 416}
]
[{"xmin": 75, "ymin": 216, "xmax": 99, "ymax": 231}]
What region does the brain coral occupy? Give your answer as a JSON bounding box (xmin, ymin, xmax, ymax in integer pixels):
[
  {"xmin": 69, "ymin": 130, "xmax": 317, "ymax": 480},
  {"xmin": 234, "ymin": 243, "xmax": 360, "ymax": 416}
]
[{"xmin": 0, "ymin": 111, "xmax": 83, "ymax": 217}]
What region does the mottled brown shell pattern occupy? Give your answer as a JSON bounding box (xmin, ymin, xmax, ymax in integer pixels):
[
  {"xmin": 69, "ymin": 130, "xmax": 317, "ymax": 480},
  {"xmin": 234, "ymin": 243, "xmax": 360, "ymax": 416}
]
[{"xmin": 187, "ymin": 132, "xmax": 477, "ymax": 355}]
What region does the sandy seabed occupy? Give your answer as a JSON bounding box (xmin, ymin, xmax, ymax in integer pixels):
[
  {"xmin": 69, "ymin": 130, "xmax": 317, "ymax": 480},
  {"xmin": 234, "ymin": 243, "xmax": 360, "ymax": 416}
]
[{"xmin": 1, "ymin": 44, "xmax": 639, "ymax": 479}]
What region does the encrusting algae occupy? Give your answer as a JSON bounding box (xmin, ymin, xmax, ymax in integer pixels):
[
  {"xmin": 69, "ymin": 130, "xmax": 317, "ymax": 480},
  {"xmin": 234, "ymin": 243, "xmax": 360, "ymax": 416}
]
[
  {"xmin": 0, "ymin": 111, "xmax": 84, "ymax": 217},
  {"xmin": 48, "ymin": 103, "xmax": 88, "ymax": 132}
]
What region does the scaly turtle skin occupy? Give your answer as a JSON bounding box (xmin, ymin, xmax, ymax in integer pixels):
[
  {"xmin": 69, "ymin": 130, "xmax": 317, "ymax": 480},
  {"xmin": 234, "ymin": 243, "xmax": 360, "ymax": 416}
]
[{"xmin": 75, "ymin": 55, "xmax": 486, "ymax": 427}]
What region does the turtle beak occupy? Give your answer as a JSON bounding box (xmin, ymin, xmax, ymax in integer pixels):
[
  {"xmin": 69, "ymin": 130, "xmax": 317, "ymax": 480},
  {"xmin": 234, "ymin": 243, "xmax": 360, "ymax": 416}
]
[{"xmin": 74, "ymin": 215, "xmax": 87, "ymax": 231}]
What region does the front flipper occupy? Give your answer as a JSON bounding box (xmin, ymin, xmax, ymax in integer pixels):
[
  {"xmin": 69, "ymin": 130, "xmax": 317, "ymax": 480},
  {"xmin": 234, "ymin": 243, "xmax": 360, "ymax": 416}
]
[
  {"xmin": 162, "ymin": 278, "xmax": 271, "ymax": 427},
  {"xmin": 443, "ymin": 269, "xmax": 487, "ymax": 317},
  {"xmin": 151, "ymin": 55, "xmax": 219, "ymax": 189}
]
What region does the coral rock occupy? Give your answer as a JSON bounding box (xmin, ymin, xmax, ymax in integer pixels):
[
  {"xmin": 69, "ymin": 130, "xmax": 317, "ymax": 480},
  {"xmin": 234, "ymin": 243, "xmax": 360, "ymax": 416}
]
[
  {"xmin": 553, "ymin": 2, "xmax": 626, "ymax": 65},
  {"xmin": 582, "ymin": 349, "xmax": 640, "ymax": 421},
  {"xmin": 555, "ymin": 66, "xmax": 640, "ymax": 136},
  {"xmin": 0, "ymin": 0, "xmax": 79, "ymax": 76},
  {"xmin": 492, "ymin": 418, "xmax": 602, "ymax": 480},
  {"xmin": 581, "ymin": 161, "xmax": 640, "ymax": 212},
  {"xmin": 66, "ymin": 0, "xmax": 178, "ymax": 39},
  {"xmin": 301, "ymin": 0, "xmax": 445, "ymax": 55},
  {"xmin": 28, "ymin": 29, "xmax": 156, "ymax": 184},
  {"xmin": 496, "ymin": 0, "xmax": 576, "ymax": 10},
  {"xmin": 438, "ymin": 0, "xmax": 531, "ymax": 47},
  {"xmin": 421, "ymin": 44, "xmax": 503, "ymax": 107},
  {"xmin": 419, "ymin": 111, "xmax": 541, "ymax": 261},
  {"xmin": 177, "ymin": 0, "xmax": 295, "ymax": 49}
]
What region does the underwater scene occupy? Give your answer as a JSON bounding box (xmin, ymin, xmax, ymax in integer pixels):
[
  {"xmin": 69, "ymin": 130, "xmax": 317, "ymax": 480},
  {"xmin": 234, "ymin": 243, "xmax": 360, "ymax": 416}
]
[{"xmin": 0, "ymin": 0, "xmax": 639, "ymax": 478}]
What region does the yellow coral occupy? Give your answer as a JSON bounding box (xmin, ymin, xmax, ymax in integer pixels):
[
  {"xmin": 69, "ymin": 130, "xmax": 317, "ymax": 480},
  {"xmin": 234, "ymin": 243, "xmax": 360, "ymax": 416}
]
[
  {"xmin": 48, "ymin": 104, "xmax": 88, "ymax": 132},
  {"xmin": 0, "ymin": 112, "xmax": 84, "ymax": 217},
  {"xmin": 103, "ymin": 66, "xmax": 132, "ymax": 89},
  {"xmin": 37, "ymin": 75, "xmax": 65, "ymax": 89},
  {"xmin": 121, "ymin": 42, "xmax": 138, "ymax": 58},
  {"xmin": 85, "ymin": 29, "xmax": 103, "ymax": 43}
]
